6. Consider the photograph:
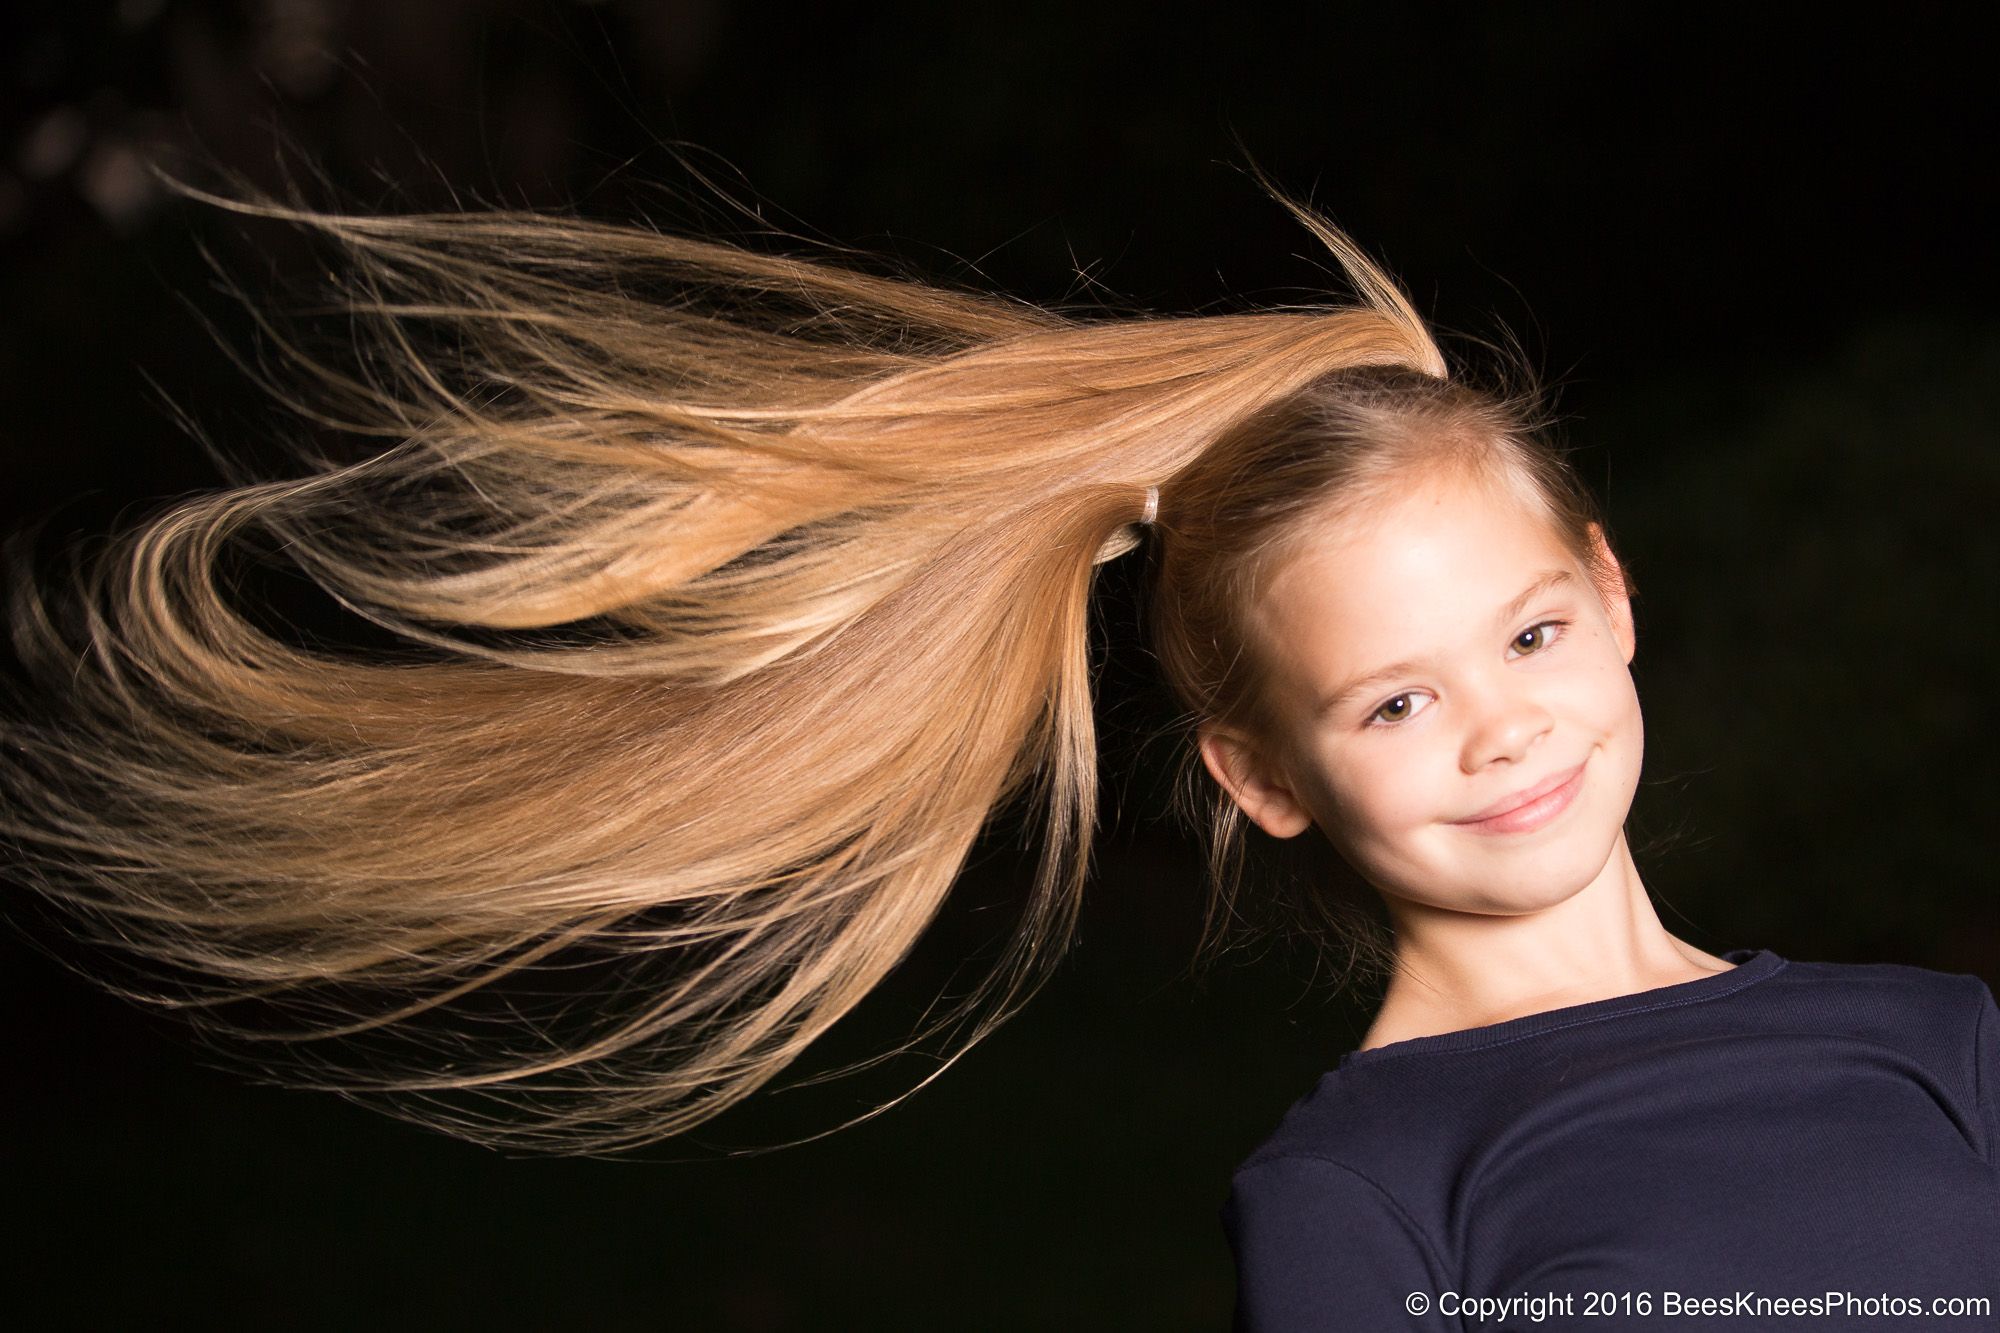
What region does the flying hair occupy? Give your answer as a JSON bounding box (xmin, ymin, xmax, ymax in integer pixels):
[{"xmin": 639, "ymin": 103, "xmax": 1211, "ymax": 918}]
[{"xmin": 0, "ymin": 164, "xmax": 1604, "ymax": 1155}]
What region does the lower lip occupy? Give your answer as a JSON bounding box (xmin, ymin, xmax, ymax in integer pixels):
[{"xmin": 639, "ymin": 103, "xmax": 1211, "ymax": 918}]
[{"xmin": 1455, "ymin": 762, "xmax": 1587, "ymax": 836}]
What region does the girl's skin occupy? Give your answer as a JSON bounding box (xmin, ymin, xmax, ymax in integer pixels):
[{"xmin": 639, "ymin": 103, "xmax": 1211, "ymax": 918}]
[{"xmin": 1200, "ymin": 465, "xmax": 1735, "ymax": 1053}]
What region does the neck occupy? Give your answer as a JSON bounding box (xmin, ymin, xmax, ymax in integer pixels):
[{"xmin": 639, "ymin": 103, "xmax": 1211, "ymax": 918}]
[{"xmin": 1358, "ymin": 831, "xmax": 1735, "ymax": 1052}]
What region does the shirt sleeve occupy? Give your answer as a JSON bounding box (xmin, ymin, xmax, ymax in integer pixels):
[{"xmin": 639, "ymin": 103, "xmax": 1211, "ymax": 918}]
[
  {"xmin": 1221, "ymin": 1153, "xmax": 1457, "ymax": 1332},
  {"xmin": 1973, "ymin": 977, "xmax": 2000, "ymax": 1165}
]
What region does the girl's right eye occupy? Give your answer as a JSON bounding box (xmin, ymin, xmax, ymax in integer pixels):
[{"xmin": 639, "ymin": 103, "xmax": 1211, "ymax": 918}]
[{"xmin": 1369, "ymin": 692, "xmax": 1430, "ymax": 726}]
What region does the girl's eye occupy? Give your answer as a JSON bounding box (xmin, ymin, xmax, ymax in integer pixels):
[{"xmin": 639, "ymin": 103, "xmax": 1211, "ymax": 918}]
[
  {"xmin": 1369, "ymin": 693, "xmax": 1430, "ymax": 726},
  {"xmin": 1511, "ymin": 619, "xmax": 1569, "ymax": 656},
  {"xmin": 1364, "ymin": 620, "xmax": 1570, "ymax": 729}
]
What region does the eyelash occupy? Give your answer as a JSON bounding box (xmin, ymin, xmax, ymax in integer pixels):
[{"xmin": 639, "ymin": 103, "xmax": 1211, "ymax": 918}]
[{"xmin": 1365, "ymin": 619, "xmax": 1573, "ymax": 728}]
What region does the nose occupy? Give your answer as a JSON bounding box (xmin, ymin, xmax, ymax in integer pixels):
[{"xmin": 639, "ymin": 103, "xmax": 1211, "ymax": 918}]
[{"xmin": 1459, "ymin": 679, "xmax": 1554, "ymax": 773}]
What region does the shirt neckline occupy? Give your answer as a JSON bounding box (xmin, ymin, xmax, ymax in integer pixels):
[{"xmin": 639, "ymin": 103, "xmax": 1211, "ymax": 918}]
[{"xmin": 1336, "ymin": 947, "xmax": 1788, "ymax": 1070}]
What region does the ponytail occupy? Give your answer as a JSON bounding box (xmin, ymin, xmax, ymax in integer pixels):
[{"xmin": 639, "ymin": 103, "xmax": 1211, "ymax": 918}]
[{"xmin": 0, "ymin": 176, "xmax": 1445, "ymax": 1153}]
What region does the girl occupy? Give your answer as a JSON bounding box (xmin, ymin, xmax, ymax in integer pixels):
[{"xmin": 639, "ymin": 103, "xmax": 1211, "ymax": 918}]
[
  {"xmin": 2, "ymin": 175, "xmax": 1995, "ymax": 1327},
  {"xmin": 1204, "ymin": 394, "xmax": 2000, "ymax": 1328}
]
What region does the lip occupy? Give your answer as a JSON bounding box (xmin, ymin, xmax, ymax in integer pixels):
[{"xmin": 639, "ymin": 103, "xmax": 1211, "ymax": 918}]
[{"xmin": 1453, "ymin": 760, "xmax": 1588, "ymax": 835}]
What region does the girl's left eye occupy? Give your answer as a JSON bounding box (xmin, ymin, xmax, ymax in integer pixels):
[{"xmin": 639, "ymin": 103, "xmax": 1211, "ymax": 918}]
[{"xmin": 1511, "ymin": 620, "xmax": 1569, "ymax": 656}]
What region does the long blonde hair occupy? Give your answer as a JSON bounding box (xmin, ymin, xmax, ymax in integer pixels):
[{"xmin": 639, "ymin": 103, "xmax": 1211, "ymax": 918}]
[{"xmin": 0, "ymin": 171, "xmax": 1607, "ymax": 1154}]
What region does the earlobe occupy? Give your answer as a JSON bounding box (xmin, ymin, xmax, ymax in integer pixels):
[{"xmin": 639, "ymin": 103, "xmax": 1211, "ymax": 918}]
[{"xmin": 1196, "ymin": 726, "xmax": 1315, "ymax": 839}]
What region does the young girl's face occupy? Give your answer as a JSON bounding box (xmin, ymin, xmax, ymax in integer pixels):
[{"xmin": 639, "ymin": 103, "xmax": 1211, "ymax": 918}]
[{"xmin": 1214, "ymin": 465, "xmax": 1641, "ymax": 918}]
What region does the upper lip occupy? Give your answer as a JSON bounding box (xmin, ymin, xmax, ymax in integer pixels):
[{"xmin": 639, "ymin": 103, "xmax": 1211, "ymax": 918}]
[{"xmin": 1454, "ymin": 761, "xmax": 1586, "ymax": 824}]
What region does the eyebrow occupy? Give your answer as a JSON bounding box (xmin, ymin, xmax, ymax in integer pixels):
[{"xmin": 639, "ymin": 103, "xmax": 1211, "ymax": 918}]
[{"xmin": 1312, "ymin": 568, "xmax": 1577, "ymax": 718}]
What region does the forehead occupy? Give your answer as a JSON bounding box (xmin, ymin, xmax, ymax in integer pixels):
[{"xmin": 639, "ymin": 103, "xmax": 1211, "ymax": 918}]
[{"xmin": 1251, "ymin": 472, "xmax": 1580, "ymax": 690}]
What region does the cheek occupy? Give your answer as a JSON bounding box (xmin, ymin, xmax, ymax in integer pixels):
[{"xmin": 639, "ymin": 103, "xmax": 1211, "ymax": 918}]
[
  {"xmin": 1320, "ymin": 744, "xmax": 1438, "ymax": 843},
  {"xmin": 1581, "ymin": 658, "xmax": 1644, "ymax": 738},
  {"xmin": 1571, "ymin": 624, "xmax": 1640, "ymax": 718}
]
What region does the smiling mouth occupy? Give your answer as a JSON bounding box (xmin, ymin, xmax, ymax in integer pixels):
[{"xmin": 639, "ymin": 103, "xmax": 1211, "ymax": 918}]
[{"xmin": 1453, "ymin": 760, "xmax": 1588, "ymax": 835}]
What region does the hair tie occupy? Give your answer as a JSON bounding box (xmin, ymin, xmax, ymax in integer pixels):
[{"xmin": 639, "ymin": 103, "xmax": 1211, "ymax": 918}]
[{"xmin": 1140, "ymin": 484, "xmax": 1159, "ymax": 526}]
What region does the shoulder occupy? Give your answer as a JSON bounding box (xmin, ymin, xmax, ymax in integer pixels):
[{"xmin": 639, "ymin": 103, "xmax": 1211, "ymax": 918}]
[
  {"xmin": 1775, "ymin": 955, "xmax": 1997, "ymax": 1142},
  {"xmin": 1227, "ymin": 1149, "xmax": 1404, "ymax": 1211},
  {"xmin": 1776, "ymin": 952, "xmax": 1984, "ymax": 994},
  {"xmin": 1222, "ymin": 1065, "xmax": 1457, "ymax": 1257},
  {"xmin": 1221, "ymin": 1150, "xmax": 1454, "ymax": 1317},
  {"xmin": 1227, "ymin": 1069, "xmax": 1402, "ymax": 1182},
  {"xmin": 1770, "ymin": 954, "xmax": 1993, "ymax": 1043},
  {"xmin": 1223, "ymin": 1150, "xmax": 1437, "ymax": 1251}
]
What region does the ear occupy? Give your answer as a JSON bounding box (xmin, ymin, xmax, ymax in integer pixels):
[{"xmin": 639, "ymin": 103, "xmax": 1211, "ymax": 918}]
[
  {"xmin": 1196, "ymin": 723, "xmax": 1315, "ymax": 839},
  {"xmin": 1587, "ymin": 522, "xmax": 1636, "ymax": 665}
]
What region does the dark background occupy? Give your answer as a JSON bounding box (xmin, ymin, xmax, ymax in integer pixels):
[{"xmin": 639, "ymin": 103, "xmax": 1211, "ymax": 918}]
[{"xmin": 3, "ymin": 3, "xmax": 1995, "ymax": 1329}]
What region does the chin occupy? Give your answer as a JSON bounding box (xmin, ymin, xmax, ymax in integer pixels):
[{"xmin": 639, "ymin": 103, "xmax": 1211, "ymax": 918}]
[
  {"xmin": 1399, "ymin": 811, "xmax": 1627, "ymax": 916},
  {"xmin": 1480, "ymin": 848, "xmax": 1614, "ymax": 913}
]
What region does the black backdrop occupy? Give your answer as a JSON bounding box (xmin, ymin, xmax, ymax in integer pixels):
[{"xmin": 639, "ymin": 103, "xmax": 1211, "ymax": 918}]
[{"xmin": 3, "ymin": 4, "xmax": 1995, "ymax": 1329}]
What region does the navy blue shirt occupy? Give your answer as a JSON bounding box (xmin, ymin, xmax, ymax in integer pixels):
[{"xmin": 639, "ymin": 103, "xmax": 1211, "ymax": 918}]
[{"xmin": 1222, "ymin": 948, "xmax": 2000, "ymax": 1330}]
